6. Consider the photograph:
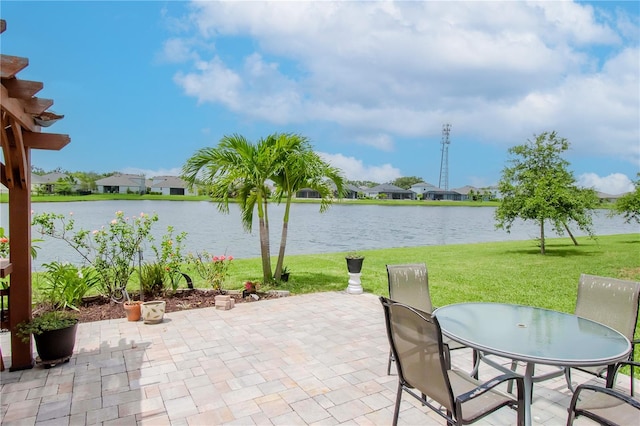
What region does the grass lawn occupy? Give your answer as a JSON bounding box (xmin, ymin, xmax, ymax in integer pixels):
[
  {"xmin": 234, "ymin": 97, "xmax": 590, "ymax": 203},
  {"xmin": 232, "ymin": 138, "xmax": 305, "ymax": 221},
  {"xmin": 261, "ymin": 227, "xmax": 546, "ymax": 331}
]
[
  {"xmin": 28, "ymin": 233, "xmax": 639, "ymax": 366},
  {"xmin": 31, "ymin": 233, "xmax": 638, "ymax": 313}
]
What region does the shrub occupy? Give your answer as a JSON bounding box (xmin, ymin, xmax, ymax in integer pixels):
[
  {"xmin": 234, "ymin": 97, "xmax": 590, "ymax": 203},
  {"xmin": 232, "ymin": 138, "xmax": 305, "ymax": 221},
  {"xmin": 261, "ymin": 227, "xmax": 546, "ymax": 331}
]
[{"xmin": 139, "ymin": 262, "xmax": 166, "ymax": 297}]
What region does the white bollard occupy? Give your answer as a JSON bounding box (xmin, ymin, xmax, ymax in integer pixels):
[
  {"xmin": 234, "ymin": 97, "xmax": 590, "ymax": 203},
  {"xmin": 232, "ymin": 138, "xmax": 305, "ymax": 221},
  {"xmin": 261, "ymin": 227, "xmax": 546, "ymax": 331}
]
[{"xmin": 346, "ymin": 272, "xmax": 363, "ymax": 294}]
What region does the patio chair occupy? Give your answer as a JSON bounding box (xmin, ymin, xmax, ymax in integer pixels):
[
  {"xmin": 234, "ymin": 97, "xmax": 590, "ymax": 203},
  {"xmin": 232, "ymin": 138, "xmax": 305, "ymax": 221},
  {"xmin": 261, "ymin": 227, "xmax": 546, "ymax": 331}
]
[
  {"xmin": 380, "ymin": 296, "xmax": 525, "ymax": 426},
  {"xmin": 566, "ymin": 361, "xmax": 640, "ymax": 426},
  {"xmin": 386, "ymin": 263, "xmax": 471, "ymax": 375},
  {"xmin": 565, "ymin": 274, "xmax": 640, "ymax": 395}
]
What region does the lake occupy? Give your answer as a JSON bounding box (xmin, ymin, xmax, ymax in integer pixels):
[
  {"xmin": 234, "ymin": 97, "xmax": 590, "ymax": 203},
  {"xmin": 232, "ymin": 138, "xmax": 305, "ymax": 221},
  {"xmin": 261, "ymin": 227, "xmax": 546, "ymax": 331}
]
[{"xmin": 1, "ymin": 200, "xmax": 638, "ymax": 268}]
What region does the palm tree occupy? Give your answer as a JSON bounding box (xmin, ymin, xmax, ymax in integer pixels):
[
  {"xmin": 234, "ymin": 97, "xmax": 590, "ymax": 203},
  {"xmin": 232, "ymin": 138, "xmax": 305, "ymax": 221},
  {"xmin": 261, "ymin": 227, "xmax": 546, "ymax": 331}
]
[
  {"xmin": 270, "ymin": 133, "xmax": 345, "ymax": 279},
  {"xmin": 182, "ymin": 134, "xmax": 278, "ymax": 282}
]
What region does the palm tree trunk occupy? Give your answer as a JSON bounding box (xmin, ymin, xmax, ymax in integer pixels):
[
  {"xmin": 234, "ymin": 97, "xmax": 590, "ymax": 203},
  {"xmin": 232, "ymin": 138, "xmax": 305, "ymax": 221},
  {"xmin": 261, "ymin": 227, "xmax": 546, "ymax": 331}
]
[
  {"xmin": 564, "ymin": 223, "xmax": 578, "ymax": 246},
  {"xmin": 275, "ymin": 195, "xmax": 293, "ymax": 278},
  {"xmin": 257, "ymin": 193, "xmax": 272, "ymax": 282},
  {"xmin": 539, "ymin": 220, "xmax": 546, "ymax": 255}
]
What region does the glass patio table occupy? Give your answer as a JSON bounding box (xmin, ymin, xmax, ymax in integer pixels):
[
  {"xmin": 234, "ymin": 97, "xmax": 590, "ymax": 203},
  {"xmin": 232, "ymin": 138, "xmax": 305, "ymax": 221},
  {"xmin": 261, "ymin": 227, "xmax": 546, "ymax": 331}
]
[{"xmin": 434, "ymin": 302, "xmax": 631, "ymax": 426}]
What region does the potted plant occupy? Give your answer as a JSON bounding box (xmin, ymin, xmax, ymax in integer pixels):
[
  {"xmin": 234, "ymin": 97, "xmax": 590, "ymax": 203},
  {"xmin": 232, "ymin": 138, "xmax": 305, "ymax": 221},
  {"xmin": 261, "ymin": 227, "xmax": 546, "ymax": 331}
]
[
  {"xmin": 140, "ymin": 300, "xmax": 166, "ymax": 324},
  {"xmin": 16, "ymin": 311, "xmax": 78, "ymax": 364},
  {"xmin": 345, "ymin": 252, "xmax": 365, "ymax": 274},
  {"xmin": 16, "ymin": 261, "xmax": 97, "ymax": 366},
  {"xmin": 123, "ymin": 300, "xmax": 142, "ymax": 321},
  {"xmin": 345, "ymin": 252, "xmax": 364, "ymax": 294},
  {"xmin": 281, "ymin": 266, "xmax": 290, "ymax": 282}
]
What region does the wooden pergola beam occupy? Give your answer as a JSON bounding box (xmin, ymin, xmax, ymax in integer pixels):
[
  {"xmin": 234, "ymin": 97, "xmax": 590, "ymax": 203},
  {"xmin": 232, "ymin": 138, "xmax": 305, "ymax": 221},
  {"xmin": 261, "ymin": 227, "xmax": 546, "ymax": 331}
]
[
  {"xmin": 0, "ymin": 120, "xmax": 14, "ymax": 189},
  {"xmin": 2, "ymin": 79, "xmax": 44, "ymax": 99},
  {"xmin": 9, "ymin": 121, "xmax": 28, "ymax": 189},
  {"xmin": 0, "ymin": 85, "xmax": 38, "ymax": 132},
  {"xmin": 0, "ymin": 162, "xmax": 7, "ymax": 187},
  {"xmin": 23, "ymin": 132, "xmax": 70, "ymax": 151},
  {"xmin": 0, "ymin": 55, "xmax": 28, "ymax": 79},
  {"xmin": 23, "ymin": 98, "xmax": 53, "ymax": 115}
]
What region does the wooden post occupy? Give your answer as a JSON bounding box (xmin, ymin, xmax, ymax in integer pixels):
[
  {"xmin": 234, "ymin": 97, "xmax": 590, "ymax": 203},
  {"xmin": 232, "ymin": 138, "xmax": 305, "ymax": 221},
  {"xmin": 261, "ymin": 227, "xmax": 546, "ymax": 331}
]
[{"xmin": 8, "ymin": 148, "xmax": 34, "ymax": 371}]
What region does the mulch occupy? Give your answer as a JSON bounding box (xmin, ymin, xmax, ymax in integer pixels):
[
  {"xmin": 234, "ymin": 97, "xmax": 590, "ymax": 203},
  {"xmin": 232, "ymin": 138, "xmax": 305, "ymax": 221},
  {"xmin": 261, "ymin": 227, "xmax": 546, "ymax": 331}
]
[{"xmin": 76, "ymin": 289, "xmax": 277, "ymax": 323}]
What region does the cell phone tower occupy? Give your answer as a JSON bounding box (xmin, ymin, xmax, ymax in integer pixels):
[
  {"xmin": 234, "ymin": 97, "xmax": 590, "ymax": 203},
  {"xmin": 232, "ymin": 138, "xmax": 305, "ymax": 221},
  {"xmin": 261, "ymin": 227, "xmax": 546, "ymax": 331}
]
[{"xmin": 438, "ymin": 123, "xmax": 451, "ymax": 191}]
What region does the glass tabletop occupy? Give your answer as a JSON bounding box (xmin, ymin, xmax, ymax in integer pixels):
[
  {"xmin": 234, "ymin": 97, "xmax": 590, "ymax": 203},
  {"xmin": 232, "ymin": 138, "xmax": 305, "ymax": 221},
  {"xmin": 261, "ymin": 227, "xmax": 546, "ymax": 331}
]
[{"xmin": 434, "ymin": 302, "xmax": 631, "ymax": 366}]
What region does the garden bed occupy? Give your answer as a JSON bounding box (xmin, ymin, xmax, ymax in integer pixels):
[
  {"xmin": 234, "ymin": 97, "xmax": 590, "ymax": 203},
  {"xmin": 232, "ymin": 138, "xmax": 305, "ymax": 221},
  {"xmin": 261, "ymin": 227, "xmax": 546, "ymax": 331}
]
[{"xmin": 74, "ymin": 289, "xmax": 285, "ymax": 323}]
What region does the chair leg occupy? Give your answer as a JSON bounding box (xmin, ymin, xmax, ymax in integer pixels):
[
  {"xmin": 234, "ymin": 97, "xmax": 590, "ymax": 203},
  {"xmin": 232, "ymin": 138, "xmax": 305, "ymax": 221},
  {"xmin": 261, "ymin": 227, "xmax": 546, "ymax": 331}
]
[
  {"xmin": 507, "ymin": 360, "xmax": 518, "ymax": 394},
  {"xmin": 630, "ymin": 362, "xmax": 635, "ymax": 397},
  {"xmin": 387, "ymin": 349, "xmax": 393, "ymax": 375},
  {"xmin": 392, "ymin": 382, "xmax": 402, "ymax": 426},
  {"xmin": 605, "ymin": 364, "xmax": 618, "ymax": 389},
  {"xmin": 470, "ymin": 349, "xmax": 480, "ymax": 379}
]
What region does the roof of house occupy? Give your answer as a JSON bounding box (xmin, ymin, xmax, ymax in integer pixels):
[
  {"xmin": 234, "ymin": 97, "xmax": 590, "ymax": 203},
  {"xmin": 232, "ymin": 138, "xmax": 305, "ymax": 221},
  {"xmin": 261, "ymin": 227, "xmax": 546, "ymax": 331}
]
[
  {"xmin": 150, "ymin": 176, "xmax": 189, "ymax": 189},
  {"xmin": 596, "ymin": 191, "xmax": 621, "ymax": 199},
  {"xmin": 31, "ymin": 172, "xmax": 73, "ymax": 184},
  {"xmin": 411, "ymin": 181, "xmax": 438, "ymax": 188},
  {"xmin": 451, "ymin": 185, "xmax": 478, "ymax": 195},
  {"xmin": 367, "ymin": 183, "xmax": 414, "ymax": 193},
  {"xmin": 95, "ymin": 173, "xmax": 146, "ymax": 186}
]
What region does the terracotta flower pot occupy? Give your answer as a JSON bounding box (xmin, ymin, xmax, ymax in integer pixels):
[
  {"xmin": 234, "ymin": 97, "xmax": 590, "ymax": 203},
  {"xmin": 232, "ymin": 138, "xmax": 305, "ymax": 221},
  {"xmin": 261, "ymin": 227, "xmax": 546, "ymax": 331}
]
[{"xmin": 123, "ymin": 301, "xmax": 142, "ymax": 322}]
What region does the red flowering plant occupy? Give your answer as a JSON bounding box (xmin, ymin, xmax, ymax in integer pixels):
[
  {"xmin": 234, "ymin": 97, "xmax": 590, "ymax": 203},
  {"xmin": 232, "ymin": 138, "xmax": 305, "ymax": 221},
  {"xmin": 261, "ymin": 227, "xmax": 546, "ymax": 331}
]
[
  {"xmin": 187, "ymin": 251, "xmax": 234, "ymax": 291},
  {"xmin": 0, "ymin": 228, "xmax": 8, "ymax": 259},
  {"xmin": 0, "ymin": 226, "xmax": 41, "ymax": 289},
  {"xmin": 0, "ymin": 228, "xmax": 8, "ymax": 290}
]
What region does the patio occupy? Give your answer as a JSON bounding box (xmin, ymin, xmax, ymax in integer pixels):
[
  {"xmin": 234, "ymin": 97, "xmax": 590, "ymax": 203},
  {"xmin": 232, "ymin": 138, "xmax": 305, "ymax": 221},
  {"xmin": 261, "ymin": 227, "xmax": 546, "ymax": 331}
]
[{"xmin": 0, "ymin": 291, "xmax": 635, "ymax": 425}]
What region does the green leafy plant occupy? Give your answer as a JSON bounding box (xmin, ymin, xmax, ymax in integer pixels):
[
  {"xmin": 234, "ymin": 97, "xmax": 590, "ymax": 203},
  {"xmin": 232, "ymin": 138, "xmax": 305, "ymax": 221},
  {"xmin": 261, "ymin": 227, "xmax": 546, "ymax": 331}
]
[
  {"xmin": 0, "ymin": 228, "xmax": 8, "ymax": 258},
  {"xmin": 15, "ymin": 310, "xmax": 78, "ymax": 343},
  {"xmin": 139, "ymin": 262, "xmax": 166, "ymax": 297},
  {"xmin": 187, "ymin": 251, "xmax": 234, "ymax": 291},
  {"xmin": 32, "ymin": 211, "xmax": 159, "ymax": 302},
  {"xmin": 40, "ymin": 261, "xmax": 100, "ymax": 311},
  {"xmin": 151, "ymin": 226, "xmax": 188, "ymax": 292},
  {"xmin": 0, "ymin": 227, "xmax": 43, "ymax": 289},
  {"xmin": 345, "ymin": 251, "xmax": 364, "ymax": 259}
]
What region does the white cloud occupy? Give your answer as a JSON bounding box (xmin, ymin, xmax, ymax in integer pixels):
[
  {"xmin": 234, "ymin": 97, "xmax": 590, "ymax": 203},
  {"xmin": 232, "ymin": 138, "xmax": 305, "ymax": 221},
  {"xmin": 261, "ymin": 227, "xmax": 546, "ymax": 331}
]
[
  {"xmin": 318, "ymin": 152, "xmax": 401, "ymax": 182},
  {"xmin": 354, "ymin": 134, "xmax": 395, "ymax": 151},
  {"xmin": 169, "ymin": 1, "xmax": 639, "ymax": 166},
  {"xmin": 174, "ymin": 57, "xmax": 242, "ymax": 108},
  {"xmin": 578, "ymin": 172, "xmax": 634, "ymax": 194}
]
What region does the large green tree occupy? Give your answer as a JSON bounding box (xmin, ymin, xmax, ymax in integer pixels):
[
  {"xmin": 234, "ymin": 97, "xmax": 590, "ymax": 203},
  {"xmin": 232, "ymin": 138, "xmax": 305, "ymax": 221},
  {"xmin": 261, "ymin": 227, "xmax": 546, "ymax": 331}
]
[
  {"xmin": 611, "ymin": 173, "xmax": 640, "ymax": 224},
  {"xmin": 270, "ymin": 133, "xmax": 345, "ymax": 279},
  {"xmin": 391, "ymin": 176, "xmax": 423, "ymax": 189},
  {"xmin": 182, "ymin": 134, "xmax": 278, "ymax": 282},
  {"xmin": 495, "ymin": 131, "xmax": 598, "ymax": 254}
]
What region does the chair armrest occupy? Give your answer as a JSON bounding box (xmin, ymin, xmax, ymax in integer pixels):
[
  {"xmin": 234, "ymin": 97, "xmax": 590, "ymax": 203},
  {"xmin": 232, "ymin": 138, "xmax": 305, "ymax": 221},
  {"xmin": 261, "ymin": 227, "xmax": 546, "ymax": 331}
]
[
  {"xmin": 455, "ymin": 372, "xmax": 524, "ymax": 404},
  {"xmin": 443, "ymin": 342, "xmax": 452, "ymax": 369},
  {"xmin": 570, "ymin": 383, "xmax": 640, "ymax": 411},
  {"xmin": 619, "ymin": 359, "xmax": 640, "ymax": 369}
]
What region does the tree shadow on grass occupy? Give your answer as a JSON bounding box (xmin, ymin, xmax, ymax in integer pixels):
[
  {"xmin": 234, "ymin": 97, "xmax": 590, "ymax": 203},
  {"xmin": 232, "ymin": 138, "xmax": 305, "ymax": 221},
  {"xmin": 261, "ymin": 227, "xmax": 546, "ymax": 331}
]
[{"xmin": 504, "ymin": 240, "xmax": 598, "ymax": 258}]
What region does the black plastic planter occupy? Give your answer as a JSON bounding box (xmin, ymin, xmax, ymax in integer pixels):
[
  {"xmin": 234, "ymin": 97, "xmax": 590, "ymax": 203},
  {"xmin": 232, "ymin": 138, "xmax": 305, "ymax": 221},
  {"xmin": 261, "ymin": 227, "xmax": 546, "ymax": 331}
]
[
  {"xmin": 346, "ymin": 257, "xmax": 364, "ymax": 273},
  {"xmin": 33, "ymin": 321, "xmax": 78, "ymax": 362}
]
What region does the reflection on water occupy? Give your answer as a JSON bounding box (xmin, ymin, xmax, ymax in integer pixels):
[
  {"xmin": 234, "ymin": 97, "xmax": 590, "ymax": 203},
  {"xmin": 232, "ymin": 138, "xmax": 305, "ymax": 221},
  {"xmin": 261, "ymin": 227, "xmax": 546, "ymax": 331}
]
[{"xmin": 0, "ymin": 200, "xmax": 637, "ymax": 268}]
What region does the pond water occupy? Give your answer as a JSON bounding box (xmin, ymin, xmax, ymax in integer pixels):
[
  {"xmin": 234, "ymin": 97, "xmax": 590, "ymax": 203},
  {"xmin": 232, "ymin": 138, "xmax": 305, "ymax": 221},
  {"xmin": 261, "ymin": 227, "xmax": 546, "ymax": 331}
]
[{"xmin": 1, "ymin": 200, "xmax": 638, "ymax": 269}]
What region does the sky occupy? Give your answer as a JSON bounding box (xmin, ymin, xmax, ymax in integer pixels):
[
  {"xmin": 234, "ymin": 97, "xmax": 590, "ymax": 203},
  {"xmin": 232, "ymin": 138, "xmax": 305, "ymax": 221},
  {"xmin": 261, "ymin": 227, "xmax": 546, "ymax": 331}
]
[{"xmin": 1, "ymin": 0, "xmax": 639, "ymax": 194}]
